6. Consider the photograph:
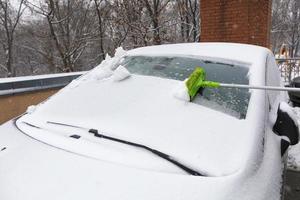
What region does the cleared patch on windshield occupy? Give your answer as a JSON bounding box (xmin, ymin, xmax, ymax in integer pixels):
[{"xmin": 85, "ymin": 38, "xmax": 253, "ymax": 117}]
[{"xmin": 118, "ymin": 56, "xmax": 250, "ymax": 119}]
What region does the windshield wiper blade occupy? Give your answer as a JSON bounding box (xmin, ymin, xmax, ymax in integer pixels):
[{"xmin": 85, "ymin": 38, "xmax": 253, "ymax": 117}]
[{"xmin": 47, "ymin": 121, "xmax": 204, "ymax": 176}]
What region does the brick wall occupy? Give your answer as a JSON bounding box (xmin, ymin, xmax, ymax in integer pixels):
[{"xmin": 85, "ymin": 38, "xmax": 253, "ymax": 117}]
[{"xmin": 200, "ymin": 0, "xmax": 272, "ymax": 47}]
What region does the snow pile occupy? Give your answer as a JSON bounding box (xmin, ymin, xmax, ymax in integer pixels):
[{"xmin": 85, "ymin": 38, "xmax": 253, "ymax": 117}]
[
  {"xmin": 90, "ymin": 67, "xmax": 113, "ymax": 80},
  {"xmin": 89, "ymin": 47, "xmax": 127, "ymax": 79},
  {"xmin": 288, "ymin": 106, "xmax": 300, "ymax": 170},
  {"xmin": 279, "ymin": 102, "xmax": 299, "ymax": 127},
  {"xmin": 114, "ymin": 47, "xmax": 127, "ymax": 58},
  {"xmin": 112, "ymin": 65, "xmax": 131, "ymax": 82},
  {"xmin": 173, "ymin": 81, "xmax": 190, "ymax": 102},
  {"xmin": 26, "ymin": 105, "xmax": 36, "ymax": 114},
  {"xmin": 65, "ymin": 47, "xmax": 127, "ymax": 89}
]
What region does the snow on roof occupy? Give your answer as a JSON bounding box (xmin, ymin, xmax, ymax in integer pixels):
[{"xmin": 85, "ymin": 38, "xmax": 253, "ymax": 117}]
[{"xmin": 127, "ymin": 42, "xmax": 270, "ymax": 67}]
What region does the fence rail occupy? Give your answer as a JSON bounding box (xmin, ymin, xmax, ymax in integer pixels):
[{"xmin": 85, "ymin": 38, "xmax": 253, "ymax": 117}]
[
  {"xmin": 0, "ymin": 72, "xmax": 85, "ymax": 96},
  {"xmin": 277, "ymin": 58, "xmax": 300, "ymax": 84}
]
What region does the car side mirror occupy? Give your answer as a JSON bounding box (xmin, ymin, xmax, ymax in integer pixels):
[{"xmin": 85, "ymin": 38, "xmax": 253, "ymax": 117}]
[{"xmin": 273, "ymin": 102, "xmax": 299, "ymax": 156}]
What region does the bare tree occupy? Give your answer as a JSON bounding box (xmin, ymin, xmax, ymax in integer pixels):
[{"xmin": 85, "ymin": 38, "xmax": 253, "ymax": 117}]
[
  {"xmin": 187, "ymin": 0, "xmax": 200, "ymax": 42},
  {"xmin": 142, "ymin": 0, "xmax": 171, "ymax": 45},
  {"xmin": 271, "ymin": 0, "xmax": 300, "ymax": 57},
  {"xmin": 110, "ymin": 0, "xmax": 150, "ymax": 48},
  {"xmin": 18, "ymin": 19, "xmax": 57, "ymax": 74},
  {"xmin": 177, "ymin": 0, "xmax": 199, "ymax": 42},
  {"xmin": 26, "ymin": 0, "xmax": 97, "ymax": 72},
  {"xmin": 94, "ymin": 0, "xmax": 111, "ymax": 60},
  {"xmin": 46, "ymin": 0, "xmax": 96, "ymax": 72},
  {"xmin": 0, "ymin": 0, "xmax": 26, "ymax": 77},
  {"xmin": 0, "ymin": 0, "xmax": 203, "ymax": 78},
  {"xmin": 289, "ymin": 0, "xmax": 300, "ymax": 57}
]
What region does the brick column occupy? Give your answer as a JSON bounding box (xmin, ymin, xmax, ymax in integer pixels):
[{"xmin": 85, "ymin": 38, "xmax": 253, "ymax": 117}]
[{"xmin": 200, "ymin": 0, "xmax": 272, "ymax": 47}]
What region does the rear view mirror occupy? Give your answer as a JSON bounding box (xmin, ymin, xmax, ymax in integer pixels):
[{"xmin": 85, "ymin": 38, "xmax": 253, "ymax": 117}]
[
  {"xmin": 273, "ymin": 102, "xmax": 299, "ymax": 145},
  {"xmin": 273, "ymin": 102, "xmax": 299, "ymax": 155}
]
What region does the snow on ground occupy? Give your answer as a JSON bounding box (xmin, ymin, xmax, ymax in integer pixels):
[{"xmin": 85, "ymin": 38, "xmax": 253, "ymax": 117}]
[{"xmin": 288, "ymin": 107, "xmax": 300, "ymax": 170}]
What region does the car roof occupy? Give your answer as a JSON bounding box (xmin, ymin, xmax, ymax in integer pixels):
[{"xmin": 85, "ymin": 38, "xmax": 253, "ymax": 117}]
[{"xmin": 127, "ymin": 42, "xmax": 271, "ymax": 68}]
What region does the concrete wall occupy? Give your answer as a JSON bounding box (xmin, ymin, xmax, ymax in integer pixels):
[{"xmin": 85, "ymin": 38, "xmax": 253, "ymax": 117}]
[
  {"xmin": 0, "ymin": 89, "xmax": 59, "ymax": 124},
  {"xmin": 0, "ymin": 72, "xmax": 84, "ymax": 125}
]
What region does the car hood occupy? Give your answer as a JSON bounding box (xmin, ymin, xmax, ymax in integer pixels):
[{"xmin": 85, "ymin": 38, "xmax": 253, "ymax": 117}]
[
  {"xmin": 0, "ymin": 72, "xmax": 284, "ymax": 200},
  {"xmin": 0, "ymin": 121, "xmax": 242, "ymax": 200},
  {"xmin": 16, "ymin": 74, "xmax": 249, "ymax": 176},
  {"xmin": 0, "ymin": 119, "xmax": 282, "ymax": 200}
]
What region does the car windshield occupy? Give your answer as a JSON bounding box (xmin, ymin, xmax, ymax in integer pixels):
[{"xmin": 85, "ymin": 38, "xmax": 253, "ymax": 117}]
[{"xmin": 118, "ymin": 56, "xmax": 250, "ymax": 119}]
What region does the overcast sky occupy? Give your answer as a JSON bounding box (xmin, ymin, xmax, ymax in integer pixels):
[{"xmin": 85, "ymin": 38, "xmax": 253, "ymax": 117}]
[{"xmin": 10, "ymin": 0, "xmax": 41, "ymax": 20}]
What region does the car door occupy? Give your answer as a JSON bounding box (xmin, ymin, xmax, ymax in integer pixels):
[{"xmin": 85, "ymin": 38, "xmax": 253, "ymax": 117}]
[{"xmin": 265, "ymin": 52, "xmax": 288, "ymax": 200}]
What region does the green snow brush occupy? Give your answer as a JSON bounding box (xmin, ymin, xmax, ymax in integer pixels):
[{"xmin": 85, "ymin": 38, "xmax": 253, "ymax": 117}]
[{"xmin": 186, "ymin": 67, "xmax": 300, "ymax": 101}]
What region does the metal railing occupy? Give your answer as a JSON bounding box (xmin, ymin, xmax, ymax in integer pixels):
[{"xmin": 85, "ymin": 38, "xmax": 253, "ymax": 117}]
[
  {"xmin": 277, "ymin": 58, "xmax": 300, "ymax": 84},
  {"xmin": 0, "ymin": 71, "xmax": 86, "ymax": 96}
]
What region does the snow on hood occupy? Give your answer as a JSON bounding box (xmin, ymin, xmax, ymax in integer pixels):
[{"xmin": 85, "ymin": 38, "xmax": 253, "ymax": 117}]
[
  {"xmin": 17, "ymin": 72, "xmax": 249, "ymax": 177},
  {"xmin": 16, "ymin": 43, "xmax": 274, "ymax": 177},
  {"xmin": 0, "ymin": 122, "xmax": 242, "ymax": 200},
  {"xmin": 112, "ymin": 65, "xmax": 131, "ymax": 81}
]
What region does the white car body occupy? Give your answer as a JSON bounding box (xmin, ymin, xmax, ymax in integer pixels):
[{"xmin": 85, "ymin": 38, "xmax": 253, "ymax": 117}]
[{"xmin": 0, "ymin": 43, "xmax": 291, "ymax": 200}]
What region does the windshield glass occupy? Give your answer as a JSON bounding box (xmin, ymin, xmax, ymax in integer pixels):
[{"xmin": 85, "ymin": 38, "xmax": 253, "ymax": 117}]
[{"xmin": 118, "ymin": 56, "xmax": 250, "ymax": 119}]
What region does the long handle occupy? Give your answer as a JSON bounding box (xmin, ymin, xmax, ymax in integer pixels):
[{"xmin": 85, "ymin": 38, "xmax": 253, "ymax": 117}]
[
  {"xmin": 219, "ymin": 83, "xmax": 300, "ymax": 92},
  {"xmin": 186, "ymin": 67, "xmax": 300, "ymax": 101}
]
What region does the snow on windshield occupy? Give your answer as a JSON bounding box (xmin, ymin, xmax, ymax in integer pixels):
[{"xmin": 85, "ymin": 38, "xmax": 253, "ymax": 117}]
[{"xmin": 118, "ymin": 56, "xmax": 250, "ymax": 119}]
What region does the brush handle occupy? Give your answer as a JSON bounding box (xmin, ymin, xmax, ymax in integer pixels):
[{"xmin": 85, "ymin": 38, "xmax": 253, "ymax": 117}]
[{"xmin": 219, "ymin": 83, "xmax": 300, "ymax": 92}]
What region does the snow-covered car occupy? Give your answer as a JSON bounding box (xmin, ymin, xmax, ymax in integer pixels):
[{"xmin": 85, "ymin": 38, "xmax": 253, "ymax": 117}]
[{"xmin": 0, "ymin": 43, "xmax": 299, "ymax": 200}]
